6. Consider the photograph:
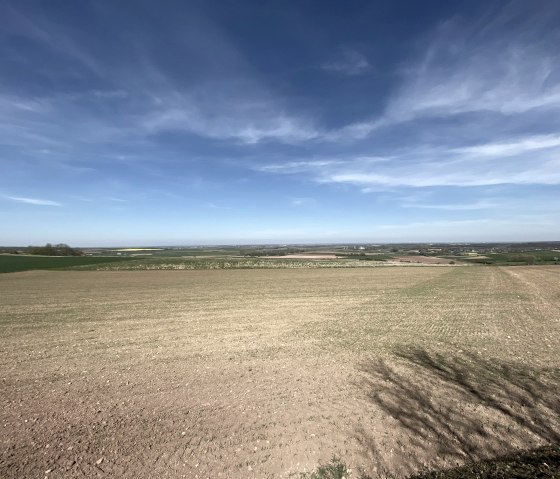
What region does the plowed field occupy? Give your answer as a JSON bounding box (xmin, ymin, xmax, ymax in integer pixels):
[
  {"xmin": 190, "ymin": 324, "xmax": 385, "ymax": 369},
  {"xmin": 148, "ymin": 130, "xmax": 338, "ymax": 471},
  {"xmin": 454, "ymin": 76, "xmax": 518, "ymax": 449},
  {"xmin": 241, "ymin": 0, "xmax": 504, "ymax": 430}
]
[{"xmin": 1, "ymin": 267, "xmax": 559, "ymax": 478}]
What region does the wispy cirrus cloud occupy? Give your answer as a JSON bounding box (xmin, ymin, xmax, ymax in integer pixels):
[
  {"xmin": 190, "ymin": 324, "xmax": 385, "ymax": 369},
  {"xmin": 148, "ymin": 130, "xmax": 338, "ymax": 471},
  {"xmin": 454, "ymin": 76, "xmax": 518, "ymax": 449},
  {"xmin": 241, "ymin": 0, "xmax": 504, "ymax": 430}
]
[
  {"xmin": 322, "ymin": 50, "xmax": 371, "ymax": 76},
  {"xmin": 450, "ymin": 134, "xmax": 560, "ymax": 158},
  {"xmin": 385, "ymin": 45, "xmax": 560, "ymax": 123},
  {"xmin": 0, "ymin": 84, "xmax": 318, "ymax": 152},
  {"xmin": 324, "ymin": 2, "xmax": 560, "ymax": 142},
  {"xmin": 5, "ymin": 196, "xmax": 62, "ymax": 206},
  {"xmin": 206, "ymin": 202, "xmax": 232, "ymax": 210},
  {"xmin": 400, "ymin": 200, "xmax": 501, "ymax": 211},
  {"xmin": 0, "ymin": 3, "xmax": 320, "ymax": 149},
  {"xmin": 1, "ymin": 3, "xmax": 104, "ymax": 78},
  {"xmin": 257, "ymin": 156, "xmax": 389, "ymax": 174},
  {"xmin": 2, "ymin": 1, "xmax": 559, "ymax": 244},
  {"xmin": 257, "ymin": 134, "xmax": 560, "ymax": 188},
  {"xmin": 3, "ymin": 1, "xmax": 559, "ymax": 154},
  {"xmin": 290, "ymin": 197, "xmax": 316, "ymax": 207},
  {"xmin": 140, "ymin": 92, "xmax": 319, "ymax": 144},
  {"xmin": 257, "ymin": 159, "xmax": 344, "ymax": 173}
]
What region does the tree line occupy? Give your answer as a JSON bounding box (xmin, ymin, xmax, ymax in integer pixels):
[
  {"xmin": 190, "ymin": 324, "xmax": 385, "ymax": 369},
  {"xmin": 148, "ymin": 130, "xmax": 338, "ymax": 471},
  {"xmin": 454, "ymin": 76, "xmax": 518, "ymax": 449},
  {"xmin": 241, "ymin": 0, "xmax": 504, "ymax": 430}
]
[{"xmin": 28, "ymin": 243, "xmax": 83, "ymax": 256}]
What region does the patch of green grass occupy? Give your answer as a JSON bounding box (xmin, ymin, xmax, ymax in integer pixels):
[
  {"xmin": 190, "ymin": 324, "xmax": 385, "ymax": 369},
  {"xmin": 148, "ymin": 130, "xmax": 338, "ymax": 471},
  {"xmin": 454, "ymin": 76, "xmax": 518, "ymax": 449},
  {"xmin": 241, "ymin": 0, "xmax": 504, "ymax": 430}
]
[
  {"xmin": 299, "ymin": 457, "xmax": 350, "ymax": 479},
  {"xmin": 0, "ymin": 255, "xmax": 136, "ymax": 273},
  {"xmin": 457, "ymin": 250, "xmax": 560, "ymax": 265}
]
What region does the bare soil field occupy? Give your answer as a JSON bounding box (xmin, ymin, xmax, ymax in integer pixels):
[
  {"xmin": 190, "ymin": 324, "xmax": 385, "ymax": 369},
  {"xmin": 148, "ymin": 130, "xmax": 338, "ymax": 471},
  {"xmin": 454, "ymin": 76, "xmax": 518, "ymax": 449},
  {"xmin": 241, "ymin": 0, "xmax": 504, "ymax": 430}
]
[{"xmin": 1, "ymin": 266, "xmax": 559, "ymax": 478}]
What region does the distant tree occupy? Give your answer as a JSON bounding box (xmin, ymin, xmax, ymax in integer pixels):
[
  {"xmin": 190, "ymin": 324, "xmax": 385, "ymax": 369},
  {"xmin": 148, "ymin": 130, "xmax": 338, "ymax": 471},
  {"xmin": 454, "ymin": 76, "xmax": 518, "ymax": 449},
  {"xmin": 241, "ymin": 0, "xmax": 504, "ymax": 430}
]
[{"xmin": 29, "ymin": 243, "xmax": 83, "ymax": 256}]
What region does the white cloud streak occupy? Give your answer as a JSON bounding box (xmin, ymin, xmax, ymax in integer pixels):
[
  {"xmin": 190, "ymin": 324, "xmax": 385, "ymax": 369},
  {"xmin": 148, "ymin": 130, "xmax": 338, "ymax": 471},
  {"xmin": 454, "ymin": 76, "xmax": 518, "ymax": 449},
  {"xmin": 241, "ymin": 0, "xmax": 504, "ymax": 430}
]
[
  {"xmin": 388, "ymin": 4, "xmax": 560, "ymax": 121},
  {"xmin": 290, "ymin": 197, "xmax": 316, "ymax": 207},
  {"xmin": 257, "ymin": 134, "xmax": 560, "ymax": 188},
  {"xmin": 0, "ymin": 4, "xmax": 320, "ymax": 148},
  {"xmin": 325, "ymin": 3, "xmax": 560, "ymax": 142},
  {"xmin": 257, "ymin": 156, "xmax": 389, "ymax": 173},
  {"xmin": 400, "ymin": 200, "xmax": 500, "ymax": 211},
  {"xmin": 141, "ymin": 98, "xmax": 318, "ymax": 144},
  {"xmin": 6, "ymin": 196, "xmax": 62, "ymax": 206},
  {"xmin": 206, "ymin": 202, "xmax": 232, "ymax": 210},
  {"xmin": 322, "ymin": 50, "xmax": 371, "ymax": 76},
  {"xmin": 450, "ymin": 134, "xmax": 560, "ymax": 158}
]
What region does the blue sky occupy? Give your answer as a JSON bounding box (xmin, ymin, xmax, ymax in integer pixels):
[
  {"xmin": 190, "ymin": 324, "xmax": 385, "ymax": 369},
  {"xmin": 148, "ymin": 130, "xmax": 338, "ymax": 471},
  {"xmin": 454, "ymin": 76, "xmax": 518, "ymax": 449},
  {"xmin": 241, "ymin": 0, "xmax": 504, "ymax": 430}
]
[{"xmin": 1, "ymin": 0, "xmax": 559, "ymax": 246}]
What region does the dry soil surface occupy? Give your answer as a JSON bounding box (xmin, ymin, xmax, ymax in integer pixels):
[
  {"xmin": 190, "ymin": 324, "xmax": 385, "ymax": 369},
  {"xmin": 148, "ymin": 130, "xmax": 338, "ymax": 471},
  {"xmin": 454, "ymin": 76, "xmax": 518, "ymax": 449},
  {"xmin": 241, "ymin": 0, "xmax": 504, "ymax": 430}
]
[{"xmin": 1, "ymin": 267, "xmax": 559, "ymax": 478}]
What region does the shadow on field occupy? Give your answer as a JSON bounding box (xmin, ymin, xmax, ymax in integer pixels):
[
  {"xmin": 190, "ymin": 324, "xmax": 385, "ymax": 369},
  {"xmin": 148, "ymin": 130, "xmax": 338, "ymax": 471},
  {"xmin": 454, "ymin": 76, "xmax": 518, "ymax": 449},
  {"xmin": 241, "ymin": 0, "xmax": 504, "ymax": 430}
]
[{"xmin": 356, "ymin": 348, "xmax": 560, "ymax": 477}]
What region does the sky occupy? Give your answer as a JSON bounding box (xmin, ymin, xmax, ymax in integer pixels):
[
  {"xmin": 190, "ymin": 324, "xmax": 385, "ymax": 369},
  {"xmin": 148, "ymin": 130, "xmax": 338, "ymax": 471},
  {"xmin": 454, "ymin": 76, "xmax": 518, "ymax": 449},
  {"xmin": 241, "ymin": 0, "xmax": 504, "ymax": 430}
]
[{"xmin": 1, "ymin": 0, "xmax": 560, "ymax": 246}]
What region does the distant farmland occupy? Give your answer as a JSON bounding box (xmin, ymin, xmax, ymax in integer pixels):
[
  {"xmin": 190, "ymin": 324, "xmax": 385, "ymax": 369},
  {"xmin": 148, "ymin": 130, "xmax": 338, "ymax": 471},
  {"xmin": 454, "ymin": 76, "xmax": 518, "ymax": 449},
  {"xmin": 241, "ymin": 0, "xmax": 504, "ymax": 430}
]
[
  {"xmin": 0, "ymin": 254, "xmax": 452, "ymax": 273},
  {"xmin": 0, "ymin": 255, "xmax": 137, "ymax": 273},
  {"xmin": 1, "ymin": 266, "xmax": 559, "ymax": 478}
]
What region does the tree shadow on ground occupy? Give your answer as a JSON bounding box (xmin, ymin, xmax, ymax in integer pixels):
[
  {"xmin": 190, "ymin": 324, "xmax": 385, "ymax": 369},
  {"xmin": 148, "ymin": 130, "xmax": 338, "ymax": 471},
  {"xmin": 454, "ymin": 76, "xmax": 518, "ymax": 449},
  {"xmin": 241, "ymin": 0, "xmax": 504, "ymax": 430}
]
[{"xmin": 356, "ymin": 349, "xmax": 560, "ymax": 477}]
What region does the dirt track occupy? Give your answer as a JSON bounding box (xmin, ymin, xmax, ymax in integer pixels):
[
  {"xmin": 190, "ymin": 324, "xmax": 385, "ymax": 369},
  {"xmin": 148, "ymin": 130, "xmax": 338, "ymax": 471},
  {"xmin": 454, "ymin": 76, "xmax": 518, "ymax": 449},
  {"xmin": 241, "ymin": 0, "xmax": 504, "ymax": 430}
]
[{"xmin": 1, "ymin": 267, "xmax": 559, "ymax": 478}]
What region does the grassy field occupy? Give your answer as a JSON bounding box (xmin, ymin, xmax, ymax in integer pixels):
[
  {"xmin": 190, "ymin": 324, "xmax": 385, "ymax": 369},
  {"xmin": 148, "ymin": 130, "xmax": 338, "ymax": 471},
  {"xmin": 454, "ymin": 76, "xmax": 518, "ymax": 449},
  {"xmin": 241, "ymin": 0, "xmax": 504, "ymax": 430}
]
[
  {"xmin": 0, "ymin": 255, "xmax": 137, "ymax": 273},
  {"xmin": 0, "ymin": 254, "xmax": 442, "ymax": 273},
  {"xmin": 1, "ymin": 266, "xmax": 559, "ymax": 478},
  {"xmin": 450, "ymin": 250, "xmax": 560, "ymax": 265},
  {"xmin": 69, "ymin": 256, "xmax": 404, "ymax": 270}
]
